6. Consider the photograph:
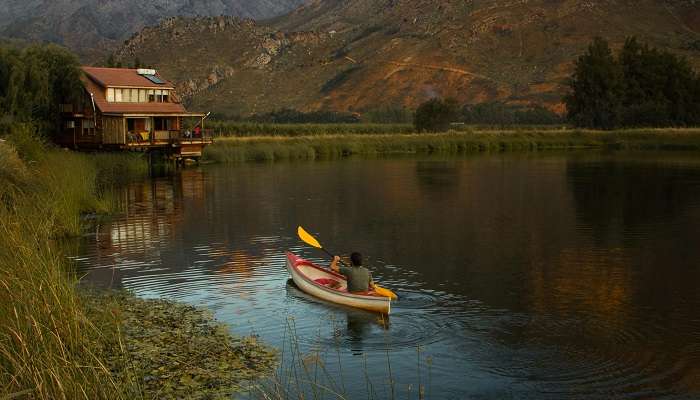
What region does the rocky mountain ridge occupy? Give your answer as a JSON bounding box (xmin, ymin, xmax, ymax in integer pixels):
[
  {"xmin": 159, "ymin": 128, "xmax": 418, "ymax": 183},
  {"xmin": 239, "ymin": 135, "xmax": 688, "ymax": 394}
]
[
  {"xmin": 100, "ymin": 1, "xmax": 700, "ymax": 115},
  {"xmin": 0, "ymin": 0, "xmax": 306, "ymax": 60}
]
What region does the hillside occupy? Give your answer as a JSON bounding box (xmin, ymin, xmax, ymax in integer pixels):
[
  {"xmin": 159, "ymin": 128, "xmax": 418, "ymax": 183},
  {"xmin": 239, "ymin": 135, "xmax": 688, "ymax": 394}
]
[
  {"xmin": 115, "ymin": 0, "xmax": 700, "ymax": 116},
  {"xmin": 0, "ymin": 0, "xmax": 305, "ymax": 60}
]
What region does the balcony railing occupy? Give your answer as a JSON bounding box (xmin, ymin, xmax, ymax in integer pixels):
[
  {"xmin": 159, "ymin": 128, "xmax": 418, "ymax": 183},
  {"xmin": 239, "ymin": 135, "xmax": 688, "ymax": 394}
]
[{"xmin": 127, "ymin": 130, "xmax": 214, "ymax": 145}]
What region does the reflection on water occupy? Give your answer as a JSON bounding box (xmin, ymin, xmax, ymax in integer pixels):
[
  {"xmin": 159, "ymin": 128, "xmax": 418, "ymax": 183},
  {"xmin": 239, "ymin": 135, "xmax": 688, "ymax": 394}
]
[{"xmin": 72, "ymin": 153, "xmax": 700, "ymax": 399}]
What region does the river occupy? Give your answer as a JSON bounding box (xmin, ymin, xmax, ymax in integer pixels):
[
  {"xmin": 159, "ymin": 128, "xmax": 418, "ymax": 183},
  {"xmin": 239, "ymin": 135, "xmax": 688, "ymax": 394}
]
[{"xmin": 72, "ymin": 152, "xmax": 700, "ymax": 399}]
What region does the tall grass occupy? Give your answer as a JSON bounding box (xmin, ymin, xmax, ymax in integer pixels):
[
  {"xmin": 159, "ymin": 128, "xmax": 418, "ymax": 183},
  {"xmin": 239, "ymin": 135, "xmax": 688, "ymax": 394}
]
[
  {"xmin": 203, "ymin": 128, "xmax": 700, "ymax": 163},
  {"xmin": 0, "ymin": 125, "xmax": 147, "ymax": 399}
]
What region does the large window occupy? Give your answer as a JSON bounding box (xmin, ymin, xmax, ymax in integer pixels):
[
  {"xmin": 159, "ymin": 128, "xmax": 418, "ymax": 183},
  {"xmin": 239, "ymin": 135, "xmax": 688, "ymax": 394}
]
[{"xmin": 107, "ymin": 88, "xmax": 170, "ymax": 103}]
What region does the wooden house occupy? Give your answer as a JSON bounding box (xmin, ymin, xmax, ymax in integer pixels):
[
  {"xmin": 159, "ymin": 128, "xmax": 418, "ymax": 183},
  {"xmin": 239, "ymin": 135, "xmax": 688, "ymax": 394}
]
[{"xmin": 59, "ymin": 67, "xmax": 212, "ymax": 160}]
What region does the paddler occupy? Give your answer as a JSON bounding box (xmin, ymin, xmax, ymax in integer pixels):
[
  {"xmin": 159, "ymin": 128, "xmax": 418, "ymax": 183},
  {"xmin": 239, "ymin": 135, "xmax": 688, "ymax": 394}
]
[{"xmin": 330, "ymin": 252, "xmax": 375, "ymax": 293}]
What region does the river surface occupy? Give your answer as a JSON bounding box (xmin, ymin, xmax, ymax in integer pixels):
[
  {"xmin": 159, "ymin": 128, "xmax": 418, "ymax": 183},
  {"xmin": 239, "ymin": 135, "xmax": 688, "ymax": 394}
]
[{"xmin": 73, "ymin": 152, "xmax": 700, "ymax": 399}]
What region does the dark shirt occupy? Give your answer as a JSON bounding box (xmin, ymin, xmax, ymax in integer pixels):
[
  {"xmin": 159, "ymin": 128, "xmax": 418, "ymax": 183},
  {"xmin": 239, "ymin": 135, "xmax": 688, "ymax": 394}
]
[{"xmin": 339, "ymin": 265, "xmax": 373, "ymax": 293}]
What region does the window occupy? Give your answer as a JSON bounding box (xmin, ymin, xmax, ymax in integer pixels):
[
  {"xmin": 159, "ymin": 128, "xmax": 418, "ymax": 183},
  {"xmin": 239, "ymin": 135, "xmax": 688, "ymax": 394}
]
[
  {"xmin": 154, "ymin": 117, "xmax": 172, "ymax": 131},
  {"xmin": 139, "ymin": 89, "xmax": 146, "ymax": 103},
  {"xmin": 162, "ymin": 90, "xmax": 169, "ymax": 103},
  {"xmin": 83, "ymin": 120, "xmax": 95, "ymax": 129},
  {"xmin": 107, "ymin": 88, "xmax": 114, "ymax": 102},
  {"xmin": 148, "ymin": 89, "xmax": 155, "ymax": 102},
  {"xmin": 115, "ymin": 89, "xmax": 123, "ymax": 102},
  {"xmin": 66, "ymin": 121, "xmax": 75, "ymax": 129}
]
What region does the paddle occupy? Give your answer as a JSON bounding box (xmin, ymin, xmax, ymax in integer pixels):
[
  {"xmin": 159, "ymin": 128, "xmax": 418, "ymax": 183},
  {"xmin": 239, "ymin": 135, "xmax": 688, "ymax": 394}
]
[{"xmin": 297, "ymin": 226, "xmax": 398, "ymax": 300}]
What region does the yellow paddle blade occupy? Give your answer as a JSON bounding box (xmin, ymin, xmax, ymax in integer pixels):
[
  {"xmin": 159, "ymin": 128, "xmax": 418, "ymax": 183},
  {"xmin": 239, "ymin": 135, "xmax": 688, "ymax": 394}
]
[
  {"xmin": 375, "ymin": 285, "xmax": 398, "ymax": 300},
  {"xmin": 298, "ymin": 226, "xmax": 322, "ymax": 249}
]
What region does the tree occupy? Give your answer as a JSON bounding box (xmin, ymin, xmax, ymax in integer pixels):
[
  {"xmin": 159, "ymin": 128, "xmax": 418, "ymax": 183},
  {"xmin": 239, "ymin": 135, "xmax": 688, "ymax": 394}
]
[
  {"xmin": 566, "ymin": 36, "xmax": 700, "ymax": 128},
  {"xmin": 564, "ymin": 37, "xmax": 623, "ymax": 129},
  {"xmin": 414, "ymin": 98, "xmax": 459, "ymax": 132},
  {"xmin": 0, "ymin": 44, "xmax": 82, "ymax": 135}
]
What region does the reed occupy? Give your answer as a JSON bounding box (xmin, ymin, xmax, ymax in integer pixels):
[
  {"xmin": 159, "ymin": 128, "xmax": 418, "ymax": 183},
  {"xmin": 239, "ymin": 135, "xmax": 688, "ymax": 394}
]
[
  {"xmin": 203, "ymin": 129, "xmax": 700, "ymax": 163},
  {"xmin": 246, "ymin": 313, "xmax": 432, "ymax": 400},
  {"xmin": 0, "ymin": 129, "xmax": 148, "ymax": 399}
]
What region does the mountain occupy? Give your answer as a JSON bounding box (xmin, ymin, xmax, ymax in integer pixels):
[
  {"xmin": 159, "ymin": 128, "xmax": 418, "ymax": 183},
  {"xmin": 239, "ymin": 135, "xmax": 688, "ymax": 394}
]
[
  {"xmin": 115, "ymin": 0, "xmax": 700, "ymax": 115},
  {"xmin": 0, "ymin": 0, "xmax": 306, "ymax": 60}
]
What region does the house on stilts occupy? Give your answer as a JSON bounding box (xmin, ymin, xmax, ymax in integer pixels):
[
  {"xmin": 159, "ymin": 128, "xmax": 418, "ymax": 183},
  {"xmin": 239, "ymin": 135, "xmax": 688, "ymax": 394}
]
[{"xmin": 58, "ymin": 67, "xmax": 212, "ymax": 161}]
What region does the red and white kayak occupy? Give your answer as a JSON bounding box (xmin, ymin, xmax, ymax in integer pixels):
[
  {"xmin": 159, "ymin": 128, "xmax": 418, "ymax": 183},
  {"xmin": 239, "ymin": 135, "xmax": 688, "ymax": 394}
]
[{"xmin": 286, "ymin": 252, "xmax": 391, "ymax": 314}]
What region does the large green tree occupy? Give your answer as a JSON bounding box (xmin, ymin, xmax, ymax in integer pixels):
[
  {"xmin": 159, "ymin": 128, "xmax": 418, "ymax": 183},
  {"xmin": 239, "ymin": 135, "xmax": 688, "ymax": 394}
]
[
  {"xmin": 566, "ymin": 36, "xmax": 700, "ymax": 128},
  {"xmin": 564, "ymin": 37, "xmax": 623, "ymax": 129}
]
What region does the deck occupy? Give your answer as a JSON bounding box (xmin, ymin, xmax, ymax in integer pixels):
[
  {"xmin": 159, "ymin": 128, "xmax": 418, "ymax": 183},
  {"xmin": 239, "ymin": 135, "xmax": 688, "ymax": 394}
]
[{"xmin": 123, "ymin": 130, "xmax": 214, "ymax": 159}]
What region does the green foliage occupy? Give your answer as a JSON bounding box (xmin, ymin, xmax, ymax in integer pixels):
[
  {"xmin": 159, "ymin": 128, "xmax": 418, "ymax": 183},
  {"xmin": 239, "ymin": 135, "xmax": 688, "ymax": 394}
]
[
  {"xmin": 564, "ymin": 37, "xmax": 623, "ymax": 129},
  {"xmin": 2, "ymin": 122, "xmax": 47, "ymax": 162},
  {"xmin": 460, "ymin": 102, "xmax": 563, "ymax": 125},
  {"xmin": 414, "ymin": 98, "xmax": 460, "ymax": 132},
  {"xmin": 204, "ymin": 128, "xmax": 700, "ymax": 163},
  {"xmin": 566, "ymin": 36, "xmax": 700, "ymax": 128},
  {"xmin": 0, "ymin": 43, "xmax": 82, "ymax": 136}
]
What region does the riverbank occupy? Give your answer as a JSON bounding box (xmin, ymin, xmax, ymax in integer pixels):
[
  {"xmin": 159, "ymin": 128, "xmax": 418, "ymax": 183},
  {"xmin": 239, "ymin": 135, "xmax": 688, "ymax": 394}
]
[
  {"xmin": 203, "ymin": 128, "xmax": 700, "ymax": 163},
  {"xmin": 0, "ymin": 125, "xmax": 276, "ymax": 399}
]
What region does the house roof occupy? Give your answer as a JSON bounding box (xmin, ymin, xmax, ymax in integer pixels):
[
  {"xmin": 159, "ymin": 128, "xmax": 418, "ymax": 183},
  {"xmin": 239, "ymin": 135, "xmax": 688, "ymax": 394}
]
[
  {"xmin": 82, "ymin": 66, "xmax": 176, "ymax": 89},
  {"xmin": 83, "ymin": 71, "xmax": 189, "ymax": 115}
]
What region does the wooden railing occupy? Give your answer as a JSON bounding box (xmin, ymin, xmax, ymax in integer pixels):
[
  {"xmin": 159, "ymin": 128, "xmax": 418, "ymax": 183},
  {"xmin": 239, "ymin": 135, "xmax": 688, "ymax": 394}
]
[{"xmin": 127, "ymin": 130, "xmax": 214, "ymax": 145}]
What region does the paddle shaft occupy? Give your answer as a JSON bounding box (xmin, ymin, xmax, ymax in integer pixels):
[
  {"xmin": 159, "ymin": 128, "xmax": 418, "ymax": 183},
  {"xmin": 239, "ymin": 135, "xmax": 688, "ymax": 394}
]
[{"xmin": 318, "ymin": 247, "xmax": 350, "ymax": 268}]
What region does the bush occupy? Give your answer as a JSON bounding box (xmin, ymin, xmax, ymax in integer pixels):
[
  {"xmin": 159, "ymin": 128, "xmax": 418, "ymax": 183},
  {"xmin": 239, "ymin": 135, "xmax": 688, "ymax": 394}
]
[{"xmin": 414, "ymin": 98, "xmax": 459, "ymax": 132}]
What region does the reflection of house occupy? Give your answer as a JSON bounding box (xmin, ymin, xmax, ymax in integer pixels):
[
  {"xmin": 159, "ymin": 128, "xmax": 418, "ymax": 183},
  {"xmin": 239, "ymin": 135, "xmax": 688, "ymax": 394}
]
[{"xmin": 59, "ymin": 67, "xmax": 212, "ymax": 160}]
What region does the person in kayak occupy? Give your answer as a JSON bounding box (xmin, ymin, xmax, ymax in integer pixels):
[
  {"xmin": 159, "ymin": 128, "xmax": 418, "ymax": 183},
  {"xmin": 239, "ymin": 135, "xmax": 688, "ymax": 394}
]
[{"xmin": 330, "ymin": 252, "xmax": 375, "ymax": 293}]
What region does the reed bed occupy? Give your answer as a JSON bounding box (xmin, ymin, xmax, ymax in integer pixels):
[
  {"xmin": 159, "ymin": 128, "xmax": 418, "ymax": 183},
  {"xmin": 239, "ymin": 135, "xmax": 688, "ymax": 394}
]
[
  {"xmin": 0, "ymin": 126, "xmax": 148, "ymax": 399},
  {"xmin": 203, "ymin": 129, "xmax": 700, "ymax": 163}
]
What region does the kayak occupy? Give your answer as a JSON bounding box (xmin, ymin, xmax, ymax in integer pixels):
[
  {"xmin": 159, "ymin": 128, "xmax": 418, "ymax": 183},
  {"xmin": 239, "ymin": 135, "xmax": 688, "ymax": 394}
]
[{"xmin": 285, "ymin": 252, "xmax": 391, "ymax": 314}]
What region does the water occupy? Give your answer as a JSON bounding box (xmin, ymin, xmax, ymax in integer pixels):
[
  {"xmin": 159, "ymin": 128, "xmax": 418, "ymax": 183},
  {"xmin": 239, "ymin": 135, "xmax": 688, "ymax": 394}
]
[{"xmin": 73, "ymin": 152, "xmax": 700, "ymax": 399}]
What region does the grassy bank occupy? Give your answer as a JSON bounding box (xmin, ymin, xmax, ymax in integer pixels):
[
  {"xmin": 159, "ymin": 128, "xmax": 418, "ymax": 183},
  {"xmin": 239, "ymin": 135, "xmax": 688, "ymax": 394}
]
[
  {"xmin": 0, "ymin": 125, "xmax": 146, "ymax": 399},
  {"xmin": 203, "ymin": 128, "xmax": 700, "ymax": 163},
  {"xmin": 0, "ymin": 125, "xmax": 276, "ymax": 399}
]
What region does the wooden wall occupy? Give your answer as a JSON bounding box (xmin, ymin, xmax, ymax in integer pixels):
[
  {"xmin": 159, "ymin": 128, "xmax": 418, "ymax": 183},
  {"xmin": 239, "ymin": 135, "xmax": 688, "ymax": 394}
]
[{"xmin": 102, "ymin": 116, "xmax": 126, "ymax": 144}]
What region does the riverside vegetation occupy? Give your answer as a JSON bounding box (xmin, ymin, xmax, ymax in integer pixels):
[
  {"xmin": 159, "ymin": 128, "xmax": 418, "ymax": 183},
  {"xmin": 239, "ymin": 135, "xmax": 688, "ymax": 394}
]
[
  {"xmin": 0, "ymin": 125, "xmax": 276, "ymax": 399},
  {"xmin": 203, "ymin": 128, "xmax": 700, "ymax": 163}
]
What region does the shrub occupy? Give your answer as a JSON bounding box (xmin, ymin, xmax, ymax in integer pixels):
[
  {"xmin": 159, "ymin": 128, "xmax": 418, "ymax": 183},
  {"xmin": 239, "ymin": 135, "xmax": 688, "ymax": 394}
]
[{"xmin": 414, "ymin": 98, "xmax": 459, "ymax": 132}]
